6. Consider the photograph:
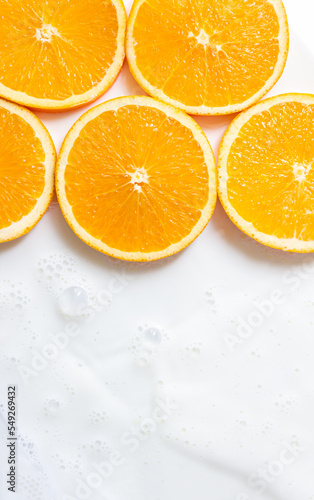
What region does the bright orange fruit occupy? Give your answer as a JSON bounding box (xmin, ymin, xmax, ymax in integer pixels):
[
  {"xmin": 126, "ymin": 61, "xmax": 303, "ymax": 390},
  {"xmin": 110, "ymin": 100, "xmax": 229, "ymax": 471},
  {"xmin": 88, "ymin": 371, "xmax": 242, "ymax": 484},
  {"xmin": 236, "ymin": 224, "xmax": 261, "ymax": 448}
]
[
  {"xmin": 0, "ymin": 0, "xmax": 126, "ymax": 111},
  {"xmin": 218, "ymin": 94, "xmax": 314, "ymax": 253},
  {"xmin": 126, "ymin": 0, "xmax": 289, "ymax": 115},
  {"xmin": 56, "ymin": 96, "xmax": 217, "ymax": 261},
  {"xmin": 0, "ymin": 98, "xmax": 56, "ymax": 242}
]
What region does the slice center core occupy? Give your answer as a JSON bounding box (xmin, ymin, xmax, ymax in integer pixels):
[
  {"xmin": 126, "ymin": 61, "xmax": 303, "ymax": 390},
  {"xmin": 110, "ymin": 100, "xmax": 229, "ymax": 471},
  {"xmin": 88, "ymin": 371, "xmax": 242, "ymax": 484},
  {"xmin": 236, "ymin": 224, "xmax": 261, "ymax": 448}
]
[
  {"xmin": 196, "ymin": 29, "xmax": 210, "ymax": 46},
  {"xmin": 189, "ymin": 29, "xmax": 210, "ymax": 46},
  {"xmin": 293, "ymin": 163, "xmax": 310, "ymax": 182},
  {"xmin": 35, "ymin": 24, "xmax": 59, "ymax": 43},
  {"xmin": 129, "ymin": 168, "xmax": 148, "ymax": 192}
]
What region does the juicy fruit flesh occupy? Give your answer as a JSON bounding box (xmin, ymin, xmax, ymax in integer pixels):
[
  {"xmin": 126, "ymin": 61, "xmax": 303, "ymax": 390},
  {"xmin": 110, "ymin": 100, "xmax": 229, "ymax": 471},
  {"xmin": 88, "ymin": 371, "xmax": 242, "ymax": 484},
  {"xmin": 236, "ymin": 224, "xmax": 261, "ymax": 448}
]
[
  {"xmin": 226, "ymin": 101, "xmax": 314, "ymax": 241},
  {"xmin": 0, "ymin": 107, "xmax": 45, "ymax": 229},
  {"xmin": 131, "ymin": 0, "xmax": 280, "ymax": 108},
  {"xmin": 0, "ymin": 0, "xmax": 118, "ymax": 100},
  {"xmin": 65, "ymin": 105, "xmax": 210, "ymax": 253}
]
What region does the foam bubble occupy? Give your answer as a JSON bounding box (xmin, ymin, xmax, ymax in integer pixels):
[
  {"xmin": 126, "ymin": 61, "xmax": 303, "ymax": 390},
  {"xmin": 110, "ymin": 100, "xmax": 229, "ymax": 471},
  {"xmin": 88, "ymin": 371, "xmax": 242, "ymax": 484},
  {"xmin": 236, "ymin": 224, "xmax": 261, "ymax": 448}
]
[
  {"xmin": 58, "ymin": 286, "xmax": 88, "ymax": 317},
  {"xmin": 142, "ymin": 326, "xmax": 162, "ymax": 346},
  {"xmin": 45, "ymin": 399, "xmax": 61, "ymax": 415}
]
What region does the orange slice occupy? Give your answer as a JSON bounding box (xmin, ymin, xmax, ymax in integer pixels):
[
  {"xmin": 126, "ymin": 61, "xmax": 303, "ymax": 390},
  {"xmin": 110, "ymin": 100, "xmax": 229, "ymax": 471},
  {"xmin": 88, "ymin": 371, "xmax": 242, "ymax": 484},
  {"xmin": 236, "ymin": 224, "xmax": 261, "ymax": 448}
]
[
  {"xmin": 56, "ymin": 96, "xmax": 217, "ymax": 261},
  {"xmin": 0, "ymin": 0, "xmax": 126, "ymax": 111},
  {"xmin": 126, "ymin": 0, "xmax": 289, "ymax": 115},
  {"xmin": 218, "ymin": 93, "xmax": 314, "ymax": 253},
  {"xmin": 0, "ymin": 98, "xmax": 56, "ymax": 242}
]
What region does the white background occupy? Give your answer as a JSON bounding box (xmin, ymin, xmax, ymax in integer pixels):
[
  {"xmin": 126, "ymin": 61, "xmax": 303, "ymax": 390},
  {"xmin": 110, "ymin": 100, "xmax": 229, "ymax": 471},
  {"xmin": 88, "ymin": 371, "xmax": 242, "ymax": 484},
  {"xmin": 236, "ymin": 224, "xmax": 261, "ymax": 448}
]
[{"xmin": 1, "ymin": 1, "xmax": 314, "ymax": 499}]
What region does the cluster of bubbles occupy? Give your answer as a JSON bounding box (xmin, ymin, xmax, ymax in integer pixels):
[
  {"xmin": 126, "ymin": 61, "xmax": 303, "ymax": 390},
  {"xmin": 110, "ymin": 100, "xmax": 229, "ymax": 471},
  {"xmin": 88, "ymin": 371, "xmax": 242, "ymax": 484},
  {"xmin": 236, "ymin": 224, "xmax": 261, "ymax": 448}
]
[
  {"xmin": 2, "ymin": 353, "xmax": 23, "ymax": 370},
  {"xmin": 18, "ymin": 471, "xmax": 55, "ymax": 500},
  {"xmin": 261, "ymin": 421, "xmax": 273, "ymax": 435},
  {"xmin": 18, "ymin": 474, "xmax": 43, "ymax": 500},
  {"xmin": 275, "ymin": 395, "xmax": 294, "ymax": 415},
  {"xmin": 63, "ymin": 383, "xmax": 76, "ymax": 401},
  {"xmin": 20, "ymin": 436, "xmax": 34, "ymax": 455},
  {"xmin": 79, "ymin": 440, "xmax": 111, "ymax": 459},
  {"xmin": 89, "ymin": 410, "xmax": 108, "ymax": 426},
  {"xmin": 0, "ymin": 280, "xmax": 30, "ymax": 317},
  {"xmin": 51, "ymin": 451, "xmax": 81, "ymax": 472},
  {"xmin": 131, "ymin": 324, "xmax": 167, "ymax": 367},
  {"xmin": 24, "ymin": 324, "xmax": 39, "ymax": 343},
  {"xmin": 19, "ymin": 434, "xmax": 43, "ymax": 470},
  {"xmin": 184, "ymin": 343, "xmax": 202, "ymax": 358},
  {"xmin": 37, "ymin": 253, "xmax": 92, "ymax": 297},
  {"xmin": 204, "ymin": 288, "xmax": 217, "ymax": 313}
]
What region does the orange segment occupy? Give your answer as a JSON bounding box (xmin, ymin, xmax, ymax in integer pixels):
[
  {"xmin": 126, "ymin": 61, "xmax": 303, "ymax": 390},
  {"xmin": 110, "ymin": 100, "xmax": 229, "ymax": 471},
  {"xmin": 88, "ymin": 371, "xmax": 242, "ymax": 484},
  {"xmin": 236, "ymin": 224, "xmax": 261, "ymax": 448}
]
[
  {"xmin": 0, "ymin": 98, "xmax": 56, "ymax": 242},
  {"xmin": 56, "ymin": 96, "xmax": 217, "ymax": 261},
  {"xmin": 0, "ymin": 0, "xmax": 126, "ymax": 110},
  {"xmin": 218, "ymin": 94, "xmax": 314, "ymax": 252},
  {"xmin": 126, "ymin": 0, "xmax": 289, "ymax": 115}
]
